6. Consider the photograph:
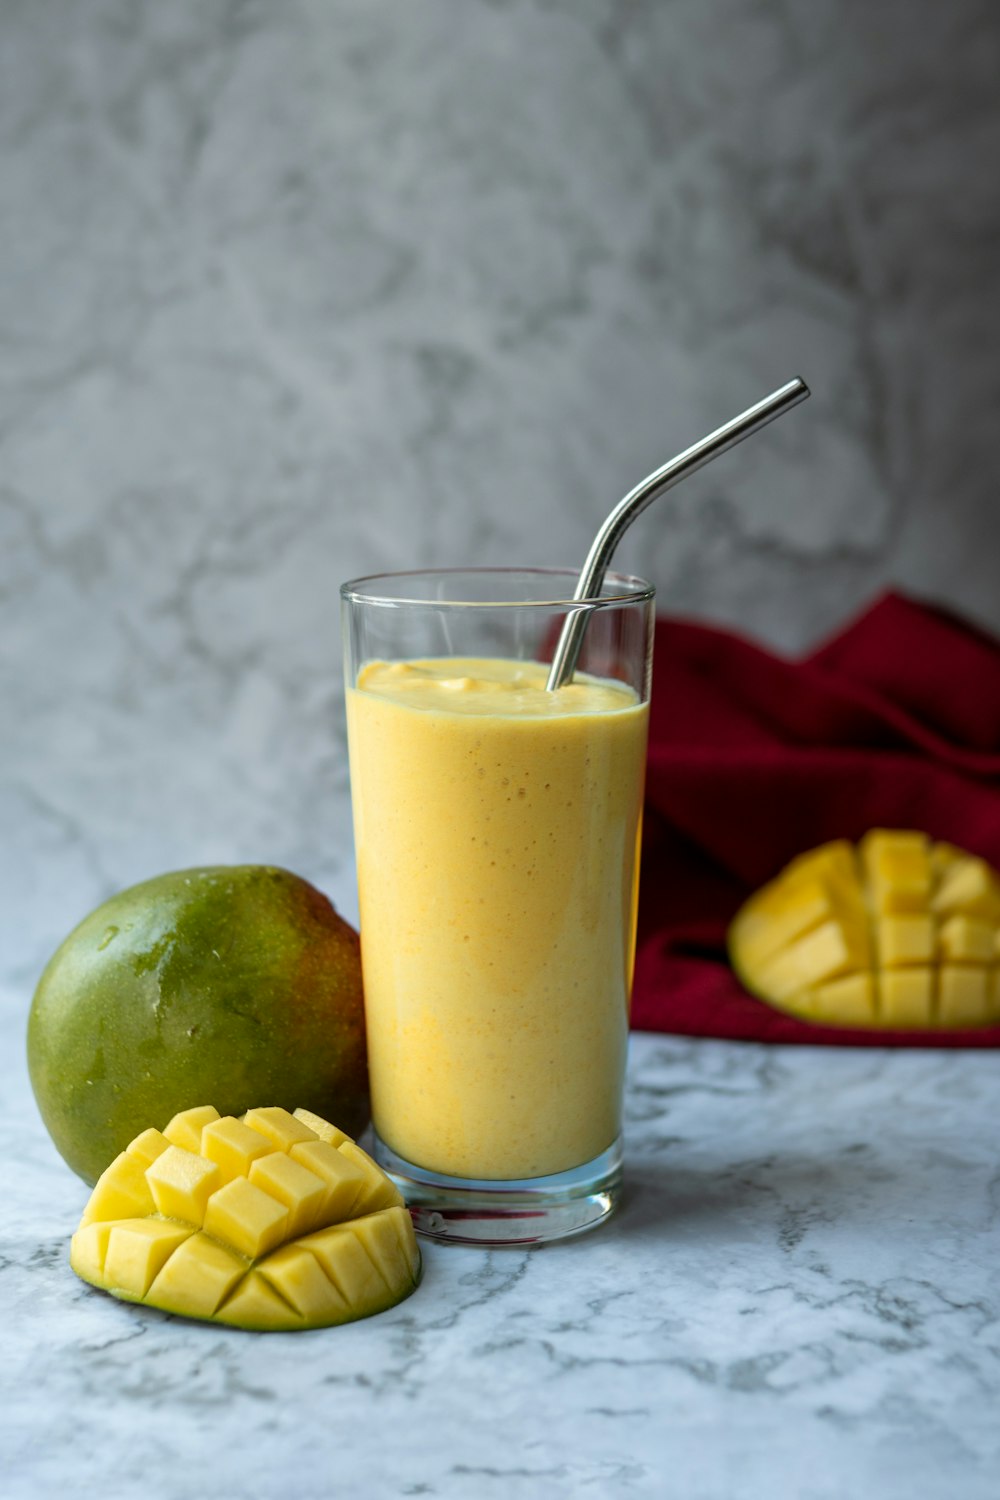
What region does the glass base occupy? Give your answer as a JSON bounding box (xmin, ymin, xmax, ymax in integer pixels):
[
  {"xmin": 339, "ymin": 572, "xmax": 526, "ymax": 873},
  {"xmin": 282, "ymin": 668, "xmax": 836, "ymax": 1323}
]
[{"xmin": 372, "ymin": 1133, "xmax": 623, "ymax": 1247}]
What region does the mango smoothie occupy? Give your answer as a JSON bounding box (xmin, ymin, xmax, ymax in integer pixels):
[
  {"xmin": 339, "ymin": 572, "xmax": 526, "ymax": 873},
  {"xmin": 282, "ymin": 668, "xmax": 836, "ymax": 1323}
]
[{"xmin": 346, "ymin": 656, "xmax": 649, "ymax": 1182}]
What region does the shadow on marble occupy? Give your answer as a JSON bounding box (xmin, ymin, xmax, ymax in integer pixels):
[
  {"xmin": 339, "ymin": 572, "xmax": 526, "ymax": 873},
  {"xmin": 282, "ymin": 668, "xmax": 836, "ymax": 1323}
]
[{"xmin": 614, "ymin": 1146, "xmax": 945, "ymax": 1247}]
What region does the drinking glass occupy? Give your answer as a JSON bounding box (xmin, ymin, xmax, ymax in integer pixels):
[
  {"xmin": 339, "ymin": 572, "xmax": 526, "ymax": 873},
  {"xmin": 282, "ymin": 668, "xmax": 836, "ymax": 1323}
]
[{"xmin": 341, "ymin": 568, "xmax": 654, "ymax": 1245}]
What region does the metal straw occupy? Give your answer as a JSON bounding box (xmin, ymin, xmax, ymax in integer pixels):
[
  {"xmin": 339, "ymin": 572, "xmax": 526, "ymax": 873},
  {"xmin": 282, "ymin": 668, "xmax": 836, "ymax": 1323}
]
[{"xmin": 545, "ymin": 376, "xmax": 811, "ymax": 691}]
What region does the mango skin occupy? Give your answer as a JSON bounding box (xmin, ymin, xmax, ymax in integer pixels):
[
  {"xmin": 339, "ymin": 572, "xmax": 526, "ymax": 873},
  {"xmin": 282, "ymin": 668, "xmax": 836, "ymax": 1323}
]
[{"xmin": 28, "ymin": 867, "xmax": 369, "ymax": 1185}]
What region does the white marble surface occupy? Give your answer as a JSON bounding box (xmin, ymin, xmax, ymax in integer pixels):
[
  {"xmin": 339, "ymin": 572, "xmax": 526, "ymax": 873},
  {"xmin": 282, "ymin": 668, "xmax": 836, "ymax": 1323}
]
[
  {"xmin": 3, "ymin": 2, "xmax": 1000, "ymax": 1496},
  {"xmin": 2, "ymin": 0, "xmax": 999, "ymax": 999},
  {"xmin": 4, "ymin": 1001, "xmax": 1000, "ymax": 1500}
]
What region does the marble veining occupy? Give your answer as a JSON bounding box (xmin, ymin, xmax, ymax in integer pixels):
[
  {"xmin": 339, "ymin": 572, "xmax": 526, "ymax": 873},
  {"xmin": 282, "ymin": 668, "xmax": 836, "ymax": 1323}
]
[
  {"xmin": 3, "ymin": 1004, "xmax": 1000, "ymax": 1499},
  {"xmin": 2, "ymin": 1, "xmax": 999, "ymax": 1495},
  {"xmin": 3, "ymin": 0, "xmax": 999, "ymax": 989}
]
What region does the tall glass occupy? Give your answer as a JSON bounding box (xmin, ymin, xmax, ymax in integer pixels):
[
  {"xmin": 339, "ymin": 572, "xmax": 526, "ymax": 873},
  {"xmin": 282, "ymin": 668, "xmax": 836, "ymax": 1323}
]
[{"xmin": 341, "ymin": 568, "xmax": 654, "ymax": 1245}]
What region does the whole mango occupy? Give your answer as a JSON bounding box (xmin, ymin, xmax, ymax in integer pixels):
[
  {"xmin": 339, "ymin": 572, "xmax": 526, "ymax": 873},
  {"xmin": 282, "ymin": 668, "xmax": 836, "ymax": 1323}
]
[{"xmin": 28, "ymin": 867, "xmax": 369, "ymax": 1184}]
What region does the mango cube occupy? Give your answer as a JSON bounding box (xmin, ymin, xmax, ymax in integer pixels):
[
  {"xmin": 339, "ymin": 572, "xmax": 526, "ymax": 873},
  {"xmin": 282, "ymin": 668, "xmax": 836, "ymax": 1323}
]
[
  {"xmin": 862, "ymin": 831, "xmax": 932, "ymax": 914},
  {"xmin": 756, "ymin": 920, "xmax": 867, "ymax": 1002},
  {"xmin": 147, "ymin": 1231, "xmax": 246, "ymax": 1319},
  {"xmin": 258, "ymin": 1245, "xmax": 348, "ymax": 1322},
  {"xmin": 145, "ymin": 1145, "xmax": 221, "ymax": 1225},
  {"xmin": 339, "ymin": 1140, "xmax": 405, "ymax": 1215},
  {"xmin": 938, "ymin": 915, "xmax": 996, "ymax": 964},
  {"xmin": 877, "ymin": 915, "xmax": 934, "ymax": 967},
  {"xmin": 729, "ymin": 831, "xmax": 1000, "ymax": 1032},
  {"xmin": 352, "ymin": 1205, "xmax": 419, "ymax": 1290},
  {"xmin": 860, "ymin": 829, "xmax": 928, "ymax": 868},
  {"xmin": 70, "ymin": 1221, "xmax": 115, "ymax": 1282},
  {"xmin": 244, "ymin": 1106, "xmax": 324, "ymax": 1153},
  {"xmin": 203, "ymin": 1177, "xmax": 289, "ymax": 1260},
  {"xmin": 248, "ymin": 1151, "xmax": 329, "ymax": 1238},
  {"xmin": 728, "ymin": 880, "xmax": 839, "ymax": 972},
  {"xmin": 201, "ymin": 1116, "xmax": 275, "ymax": 1183},
  {"xmin": 805, "ymin": 973, "xmax": 877, "ymax": 1028},
  {"xmin": 80, "ymin": 1151, "xmax": 156, "ymax": 1228},
  {"xmin": 938, "ymin": 966, "xmax": 991, "ymax": 1028},
  {"xmin": 125, "ymin": 1128, "xmax": 171, "ymax": 1169},
  {"xmin": 293, "ymin": 1107, "xmax": 351, "ymax": 1148},
  {"xmin": 784, "ymin": 839, "xmax": 858, "ymax": 891},
  {"xmin": 163, "ymin": 1105, "xmax": 220, "ymax": 1153},
  {"xmin": 933, "ymin": 857, "xmax": 1000, "ymax": 922},
  {"xmin": 301, "ymin": 1208, "xmax": 416, "ymax": 1313},
  {"xmin": 931, "ymin": 841, "xmax": 965, "ymax": 878},
  {"xmin": 215, "ymin": 1270, "xmax": 304, "ymax": 1332},
  {"xmin": 879, "ymin": 968, "xmax": 934, "ymax": 1029},
  {"xmin": 303, "ymin": 1223, "xmax": 391, "ymax": 1307},
  {"xmin": 289, "ymin": 1140, "xmax": 368, "ymax": 1220},
  {"xmin": 105, "ymin": 1220, "xmax": 194, "ymax": 1298},
  {"xmin": 70, "ymin": 1104, "xmax": 420, "ymax": 1331}
]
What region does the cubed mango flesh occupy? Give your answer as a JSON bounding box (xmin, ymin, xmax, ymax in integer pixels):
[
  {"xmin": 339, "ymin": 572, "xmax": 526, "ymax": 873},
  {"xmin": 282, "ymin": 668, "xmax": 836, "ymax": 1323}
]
[
  {"xmin": 877, "ymin": 915, "xmax": 935, "ymax": 967},
  {"xmin": 938, "ymin": 965, "xmax": 991, "ymax": 1028},
  {"xmin": 879, "ymin": 967, "xmax": 935, "ymax": 1028},
  {"xmin": 201, "ymin": 1116, "xmax": 275, "ymax": 1183},
  {"xmin": 803, "ymin": 972, "xmax": 876, "ymax": 1028},
  {"xmin": 203, "ymin": 1177, "xmax": 290, "ymax": 1260},
  {"xmin": 79, "ymin": 1151, "xmax": 156, "ymax": 1227},
  {"xmin": 105, "ymin": 1219, "xmax": 195, "ymax": 1299},
  {"xmin": 938, "ymin": 915, "xmax": 996, "ymax": 963},
  {"xmin": 933, "ymin": 858, "xmax": 1000, "ymax": 922},
  {"xmin": 125, "ymin": 1128, "xmax": 171, "ymax": 1169},
  {"xmin": 729, "ymin": 832, "xmax": 1000, "ymax": 1031},
  {"xmin": 145, "ymin": 1146, "xmax": 221, "ymax": 1225},
  {"xmin": 163, "ymin": 1105, "xmax": 221, "ymax": 1154},
  {"xmin": 248, "ymin": 1151, "xmax": 330, "ymax": 1239},
  {"xmin": 70, "ymin": 1105, "xmax": 419, "ymax": 1331}
]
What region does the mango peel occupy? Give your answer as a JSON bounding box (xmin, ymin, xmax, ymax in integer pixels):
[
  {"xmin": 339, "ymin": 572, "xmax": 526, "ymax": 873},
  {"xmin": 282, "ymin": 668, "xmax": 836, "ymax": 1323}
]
[
  {"xmin": 728, "ymin": 831, "xmax": 1000, "ymax": 1031},
  {"xmin": 29, "ymin": 866, "xmax": 369, "ymax": 1186},
  {"xmin": 71, "ymin": 1105, "xmax": 420, "ymax": 1331}
]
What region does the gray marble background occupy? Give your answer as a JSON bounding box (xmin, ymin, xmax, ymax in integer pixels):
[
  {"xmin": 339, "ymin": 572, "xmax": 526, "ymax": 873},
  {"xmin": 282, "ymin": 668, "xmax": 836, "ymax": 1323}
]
[
  {"xmin": 3, "ymin": 0, "xmax": 999, "ymax": 989},
  {"xmin": 3, "ymin": 5, "xmax": 1000, "ymax": 1496}
]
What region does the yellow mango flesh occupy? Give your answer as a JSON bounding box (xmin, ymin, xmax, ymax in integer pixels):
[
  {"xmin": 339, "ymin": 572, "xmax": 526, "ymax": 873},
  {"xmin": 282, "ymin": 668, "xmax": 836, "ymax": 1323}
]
[
  {"xmin": 70, "ymin": 1105, "xmax": 420, "ymax": 1331},
  {"xmin": 729, "ymin": 832, "xmax": 1000, "ymax": 1031}
]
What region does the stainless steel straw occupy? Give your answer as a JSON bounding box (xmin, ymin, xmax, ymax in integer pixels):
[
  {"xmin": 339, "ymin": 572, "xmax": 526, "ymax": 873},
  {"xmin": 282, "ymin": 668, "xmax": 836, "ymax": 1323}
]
[{"xmin": 545, "ymin": 377, "xmax": 811, "ymax": 691}]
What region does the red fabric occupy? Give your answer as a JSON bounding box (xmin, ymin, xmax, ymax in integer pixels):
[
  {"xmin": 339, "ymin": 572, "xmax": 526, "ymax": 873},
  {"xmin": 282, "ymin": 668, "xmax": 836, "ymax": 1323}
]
[{"xmin": 632, "ymin": 591, "xmax": 1000, "ymax": 1046}]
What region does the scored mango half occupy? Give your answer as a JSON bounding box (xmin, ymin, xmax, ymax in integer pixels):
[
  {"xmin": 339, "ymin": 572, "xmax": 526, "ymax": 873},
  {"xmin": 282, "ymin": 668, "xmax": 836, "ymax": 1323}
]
[
  {"xmin": 729, "ymin": 832, "xmax": 1000, "ymax": 1031},
  {"xmin": 70, "ymin": 1105, "xmax": 420, "ymax": 1331}
]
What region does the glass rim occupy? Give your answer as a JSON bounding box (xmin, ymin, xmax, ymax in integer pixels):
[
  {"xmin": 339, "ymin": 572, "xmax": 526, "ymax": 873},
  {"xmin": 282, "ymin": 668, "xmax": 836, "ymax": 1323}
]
[{"xmin": 340, "ymin": 566, "xmax": 655, "ymax": 610}]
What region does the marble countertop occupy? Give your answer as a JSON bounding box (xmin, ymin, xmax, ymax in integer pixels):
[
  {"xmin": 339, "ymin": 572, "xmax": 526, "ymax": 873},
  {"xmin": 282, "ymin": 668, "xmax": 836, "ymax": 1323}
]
[
  {"xmin": 4, "ymin": 996, "xmax": 999, "ymax": 1500},
  {"xmin": 3, "ymin": 1, "xmax": 1000, "ymax": 1495}
]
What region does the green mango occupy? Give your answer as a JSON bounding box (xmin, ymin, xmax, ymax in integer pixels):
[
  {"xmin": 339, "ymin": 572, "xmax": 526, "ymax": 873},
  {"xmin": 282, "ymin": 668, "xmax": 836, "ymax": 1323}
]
[{"xmin": 28, "ymin": 867, "xmax": 368, "ymax": 1184}]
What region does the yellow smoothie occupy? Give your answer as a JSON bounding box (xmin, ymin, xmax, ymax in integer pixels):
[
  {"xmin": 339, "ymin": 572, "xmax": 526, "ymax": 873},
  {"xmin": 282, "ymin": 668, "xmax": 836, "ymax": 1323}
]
[{"xmin": 346, "ymin": 656, "xmax": 649, "ymax": 1181}]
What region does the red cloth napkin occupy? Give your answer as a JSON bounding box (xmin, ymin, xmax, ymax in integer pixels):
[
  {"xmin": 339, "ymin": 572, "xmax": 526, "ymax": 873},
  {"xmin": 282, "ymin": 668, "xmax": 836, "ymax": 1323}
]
[{"xmin": 632, "ymin": 591, "xmax": 1000, "ymax": 1046}]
